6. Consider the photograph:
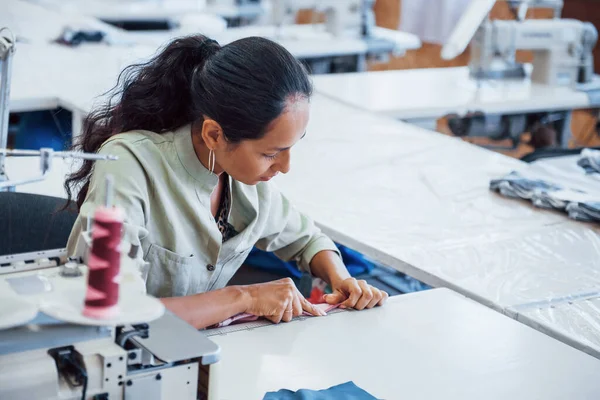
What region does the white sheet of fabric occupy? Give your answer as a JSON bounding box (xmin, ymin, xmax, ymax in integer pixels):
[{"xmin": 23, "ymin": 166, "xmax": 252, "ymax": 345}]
[{"xmin": 399, "ymin": 0, "xmax": 473, "ymax": 45}]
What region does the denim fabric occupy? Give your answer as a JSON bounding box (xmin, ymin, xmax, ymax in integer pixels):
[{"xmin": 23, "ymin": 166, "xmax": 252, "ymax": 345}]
[
  {"xmin": 578, "ymin": 149, "xmax": 600, "ymax": 174},
  {"xmin": 490, "ymin": 172, "xmax": 600, "ymax": 223},
  {"xmin": 567, "ymin": 201, "xmax": 600, "ymax": 222},
  {"xmin": 263, "ymin": 382, "xmax": 378, "ymax": 400}
]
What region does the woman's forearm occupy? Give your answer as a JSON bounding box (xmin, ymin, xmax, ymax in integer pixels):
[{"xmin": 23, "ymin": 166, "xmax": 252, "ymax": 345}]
[
  {"xmin": 160, "ymin": 285, "xmax": 249, "ymax": 329},
  {"xmin": 161, "ymin": 250, "xmax": 350, "ymax": 329},
  {"xmin": 309, "ymin": 250, "xmax": 351, "ymax": 288}
]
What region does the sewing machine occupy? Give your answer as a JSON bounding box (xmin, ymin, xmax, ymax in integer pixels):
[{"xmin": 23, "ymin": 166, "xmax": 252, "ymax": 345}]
[
  {"xmin": 0, "ymin": 31, "xmax": 220, "ymax": 400},
  {"xmin": 259, "ymin": 0, "xmax": 419, "ymax": 73},
  {"xmin": 506, "ymin": 0, "xmax": 563, "ymax": 19},
  {"xmin": 270, "ymin": 0, "xmax": 373, "ymax": 39},
  {"xmin": 0, "ymin": 255, "xmax": 220, "ymax": 400},
  {"xmin": 462, "ymin": 7, "xmax": 596, "ymax": 86},
  {"xmin": 0, "ymin": 152, "xmax": 221, "ymax": 399},
  {"xmin": 439, "ymin": 0, "xmax": 600, "ymax": 148},
  {"xmin": 0, "ymin": 155, "xmax": 221, "ymax": 399},
  {"xmin": 203, "ymin": 0, "xmax": 265, "ymax": 26}
]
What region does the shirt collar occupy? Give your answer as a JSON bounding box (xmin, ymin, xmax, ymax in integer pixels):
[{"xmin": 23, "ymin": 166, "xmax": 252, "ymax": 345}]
[{"xmin": 174, "ymin": 124, "xmax": 219, "ymax": 192}]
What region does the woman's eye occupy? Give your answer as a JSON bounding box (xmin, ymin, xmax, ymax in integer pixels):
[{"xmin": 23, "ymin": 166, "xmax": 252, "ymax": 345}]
[{"xmin": 264, "ymin": 154, "xmax": 277, "ymax": 160}]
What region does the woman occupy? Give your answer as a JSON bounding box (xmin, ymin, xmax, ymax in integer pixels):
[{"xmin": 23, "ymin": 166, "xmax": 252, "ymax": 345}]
[{"xmin": 66, "ymin": 35, "xmax": 388, "ymax": 329}]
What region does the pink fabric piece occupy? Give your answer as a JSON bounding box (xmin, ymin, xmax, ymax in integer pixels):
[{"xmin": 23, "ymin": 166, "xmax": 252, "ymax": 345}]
[{"xmin": 212, "ymin": 303, "xmax": 340, "ymax": 328}]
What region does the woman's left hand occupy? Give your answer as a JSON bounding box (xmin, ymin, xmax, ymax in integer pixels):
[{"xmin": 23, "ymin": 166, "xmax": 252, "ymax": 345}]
[{"xmin": 323, "ymin": 278, "xmax": 389, "ymax": 310}]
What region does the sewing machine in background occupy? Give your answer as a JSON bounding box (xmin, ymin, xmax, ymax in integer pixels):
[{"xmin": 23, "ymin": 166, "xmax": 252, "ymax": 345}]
[
  {"xmin": 204, "ymin": 0, "xmax": 265, "ymax": 27},
  {"xmin": 441, "ymin": 0, "xmax": 600, "ymax": 149},
  {"xmin": 270, "ymin": 0, "xmax": 373, "ymax": 39},
  {"xmin": 262, "ymin": 0, "xmax": 420, "ymax": 73}
]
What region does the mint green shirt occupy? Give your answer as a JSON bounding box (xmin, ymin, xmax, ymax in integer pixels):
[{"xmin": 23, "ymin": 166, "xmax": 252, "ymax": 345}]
[{"xmin": 67, "ymin": 125, "xmax": 339, "ymax": 298}]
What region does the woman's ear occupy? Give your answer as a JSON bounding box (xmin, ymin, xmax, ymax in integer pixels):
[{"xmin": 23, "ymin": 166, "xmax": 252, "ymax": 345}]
[{"xmin": 201, "ymin": 118, "xmax": 224, "ymax": 150}]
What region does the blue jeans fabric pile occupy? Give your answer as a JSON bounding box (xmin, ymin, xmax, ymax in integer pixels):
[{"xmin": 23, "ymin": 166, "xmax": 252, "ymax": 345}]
[
  {"xmin": 578, "ymin": 148, "xmax": 600, "ymax": 175},
  {"xmin": 263, "ymin": 382, "xmax": 378, "ymax": 400},
  {"xmin": 490, "ymin": 170, "xmax": 600, "ymax": 223}
]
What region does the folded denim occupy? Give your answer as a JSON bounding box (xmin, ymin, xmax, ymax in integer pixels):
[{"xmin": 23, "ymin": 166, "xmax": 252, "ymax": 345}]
[
  {"xmin": 578, "ymin": 148, "xmax": 600, "ymax": 174},
  {"xmin": 490, "ymin": 171, "xmax": 600, "ymax": 223}
]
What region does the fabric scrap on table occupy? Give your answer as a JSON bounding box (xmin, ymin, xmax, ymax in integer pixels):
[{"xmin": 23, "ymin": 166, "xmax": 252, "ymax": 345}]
[
  {"xmin": 210, "ymin": 303, "xmax": 340, "ymax": 329},
  {"xmin": 263, "ymin": 381, "xmax": 378, "ymax": 400},
  {"xmin": 490, "ymin": 171, "xmax": 600, "ymax": 223}
]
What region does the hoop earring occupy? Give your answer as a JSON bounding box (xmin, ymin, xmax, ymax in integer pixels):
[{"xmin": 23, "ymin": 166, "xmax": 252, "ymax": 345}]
[{"xmin": 208, "ymin": 149, "xmax": 215, "ymax": 174}]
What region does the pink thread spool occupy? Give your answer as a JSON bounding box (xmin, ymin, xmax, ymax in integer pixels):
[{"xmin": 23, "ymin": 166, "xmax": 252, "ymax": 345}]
[{"xmin": 83, "ymin": 176, "xmax": 124, "ymax": 319}]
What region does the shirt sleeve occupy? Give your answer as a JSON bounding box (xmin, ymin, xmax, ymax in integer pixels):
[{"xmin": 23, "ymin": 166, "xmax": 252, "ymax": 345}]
[
  {"xmin": 66, "ymin": 139, "xmax": 151, "ymax": 265},
  {"xmin": 254, "ymin": 183, "xmax": 340, "ymax": 274}
]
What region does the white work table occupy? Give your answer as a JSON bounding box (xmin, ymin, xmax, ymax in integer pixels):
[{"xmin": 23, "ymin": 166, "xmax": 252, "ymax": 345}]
[
  {"xmin": 27, "ymin": 0, "xmax": 263, "ymax": 22},
  {"xmin": 5, "ymin": 1, "xmax": 420, "ymax": 116},
  {"xmin": 127, "ymin": 24, "xmax": 422, "ymax": 60},
  {"xmin": 28, "ymin": 0, "xmax": 208, "ymax": 22},
  {"xmin": 274, "ymin": 94, "xmax": 600, "ymax": 358},
  {"xmin": 126, "ymin": 24, "xmax": 367, "ymax": 59},
  {"xmin": 3, "ymin": 0, "xmax": 128, "ymax": 44},
  {"xmin": 25, "ymin": 0, "xmax": 230, "ymax": 41},
  {"xmin": 512, "ymin": 293, "xmax": 600, "ymax": 360},
  {"xmin": 496, "ymin": 155, "xmax": 600, "ymax": 360},
  {"xmin": 208, "ymin": 288, "xmax": 600, "ymax": 400},
  {"xmin": 10, "ymin": 0, "xmax": 420, "ymax": 70},
  {"xmin": 312, "ymin": 67, "xmax": 592, "ymax": 124},
  {"xmin": 6, "ymin": 34, "xmax": 419, "ymax": 128},
  {"xmin": 10, "ymin": 42, "xmax": 158, "ymax": 131},
  {"xmin": 214, "ymin": 25, "xmax": 371, "ymax": 59},
  {"xmin": 9, "ymin": 43, "xmax": 79, "ymax": 113}
]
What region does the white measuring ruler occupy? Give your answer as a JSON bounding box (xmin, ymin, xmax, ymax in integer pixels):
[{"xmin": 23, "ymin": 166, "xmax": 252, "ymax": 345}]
[{"xmin": 204, "ymin": 307, "xmax": 348, "ymax": 337}]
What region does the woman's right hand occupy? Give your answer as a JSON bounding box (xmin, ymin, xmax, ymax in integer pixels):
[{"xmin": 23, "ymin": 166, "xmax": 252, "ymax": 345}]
[{"xmin": 243, "ymin": 278, "xmax": 326, "ymax": 324}]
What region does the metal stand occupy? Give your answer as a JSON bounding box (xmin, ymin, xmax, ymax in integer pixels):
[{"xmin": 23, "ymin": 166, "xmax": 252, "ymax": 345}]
[
  {"xmin": 0, "ymin": 148, "xmax": 117, "ymax": 191},
  {"xmin": 0, "ymin": 29, "xmax": 15, "ymax": 192}
]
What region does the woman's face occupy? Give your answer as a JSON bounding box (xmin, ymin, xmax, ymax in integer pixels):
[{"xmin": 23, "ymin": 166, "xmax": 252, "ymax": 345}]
[{"xmin": 218, "ymin": 98, "xmax": 310, "ymax": 185}]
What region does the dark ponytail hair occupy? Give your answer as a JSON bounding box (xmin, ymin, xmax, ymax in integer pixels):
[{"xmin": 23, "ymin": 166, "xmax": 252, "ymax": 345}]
[{"xmin": 65, "ymin": 34, "xmax": 312, "ymax": 210}]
